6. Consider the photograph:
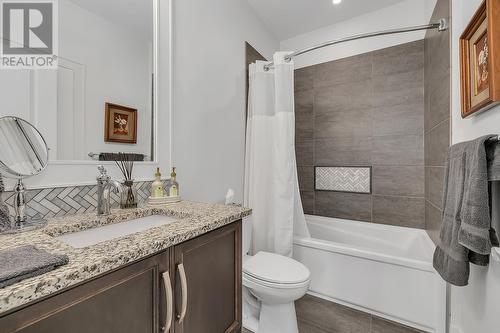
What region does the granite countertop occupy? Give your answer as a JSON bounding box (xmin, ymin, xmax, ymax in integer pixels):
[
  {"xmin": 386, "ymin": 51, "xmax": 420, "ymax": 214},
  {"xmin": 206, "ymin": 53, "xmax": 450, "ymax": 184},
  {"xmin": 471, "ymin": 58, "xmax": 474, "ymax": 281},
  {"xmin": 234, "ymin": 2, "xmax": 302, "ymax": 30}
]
[{"xmin": 0, "ymin": 201, "xmax": 251, "ymax": 315}]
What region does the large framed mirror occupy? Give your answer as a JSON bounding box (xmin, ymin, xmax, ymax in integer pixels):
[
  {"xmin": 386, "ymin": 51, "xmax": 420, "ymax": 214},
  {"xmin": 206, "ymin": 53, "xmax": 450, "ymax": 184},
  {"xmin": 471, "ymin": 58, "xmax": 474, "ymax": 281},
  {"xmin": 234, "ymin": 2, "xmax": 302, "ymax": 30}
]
[{"xmin": 0, "ymin": 0, "xmax": 158, "ymax": 163}]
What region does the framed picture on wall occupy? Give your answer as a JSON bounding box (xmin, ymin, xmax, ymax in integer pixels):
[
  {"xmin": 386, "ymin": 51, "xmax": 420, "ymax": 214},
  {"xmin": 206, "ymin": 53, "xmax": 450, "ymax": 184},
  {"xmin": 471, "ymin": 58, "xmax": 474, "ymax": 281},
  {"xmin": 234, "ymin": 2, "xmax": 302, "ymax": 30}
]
[
  {"xmin": 460, "ymin": 0, "xmax": 500, "ymax": 118},
  {"xmin": 104, "ymin": 103, "xmax": 137, "ymax": 144}
]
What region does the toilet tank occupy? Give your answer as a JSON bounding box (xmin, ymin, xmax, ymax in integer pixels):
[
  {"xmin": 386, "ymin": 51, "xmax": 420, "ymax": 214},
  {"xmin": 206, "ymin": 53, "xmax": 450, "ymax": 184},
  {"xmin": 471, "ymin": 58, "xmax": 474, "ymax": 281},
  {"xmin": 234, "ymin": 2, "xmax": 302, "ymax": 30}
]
[{"xmin": 242, "ymin": 216, "xmax": 252, "ymax": 256}]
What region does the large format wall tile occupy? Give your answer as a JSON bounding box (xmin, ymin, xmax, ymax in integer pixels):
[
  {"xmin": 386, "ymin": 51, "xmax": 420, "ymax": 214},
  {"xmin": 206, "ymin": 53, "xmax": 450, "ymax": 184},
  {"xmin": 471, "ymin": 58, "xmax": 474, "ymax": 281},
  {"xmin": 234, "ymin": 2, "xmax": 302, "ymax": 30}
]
[
  {"xmin": 373, "ymin": 166, "xmax": 425, "ymax": 197},
  {"xmin": 426, "ymin": 70, "xmax": 451, "ymax": 131},
  {"xmin": 298, "ymin": 166, "xmax": 315, "ymax": 191},
  {"xmin": 426, "ymin": 200, "xmax": 443, "ymax": 245},
  {"xmin": 296, "ymin": 139, "xmax": 314, "ymax": 166},
  {"xmin": 424, "ymin": 0, "xmax": 450, "ymax": 244},
  {"xmin": 372, "ymin": 40, "xmax": 424, "ymax": 77},
  {"xmin": 425, "ymin": 119, "xmax": 450, "ymax": 166},
  {"xmin": 300, "ymin": 191, "xmax": 315, "ymax": 215},
  {"xmin": 315, "ymin": 108, "xmax": 372, "ymax": 138},
  {"xmin": 315, "ymin": 140, "xmax": 372, "ymax": 166},
  {"xmin": 315, "ymin": 191, "xmax": 372, "ymax": 222},
  {"xmin": 372, "ymin": 195, "xmax": 425, "ymax": 228},
  {"xmin": 372, "ymin": 135, "xmax": 424, "ymax": 166},
  {"xmin": 295, "ymin": 66, "xmax": 315, "ymax": 92},
  {"xmin": 296, "ymin": 115, "xmax": 314, "ymax": 140},
  {"xmin": 294, "ymin": 40, "xmax": 426, "ymax": 229},
  {"xmin": 372, "ymin": 69, "xmax": 423, "ymax": 96},
  {"xmin": 315, "ymin": 136, "xmax": 372, "ymax": 166},
  {"xmin": 314, "ymin": 53, "xmax": 372, "ymax": 88},
  {"xmin": 372, "ymin": 102, "xmax": 424, "ymax": 137},
  {"xmin": 425, "ymin": 166, "xmax": 445, "ymax": 209}
]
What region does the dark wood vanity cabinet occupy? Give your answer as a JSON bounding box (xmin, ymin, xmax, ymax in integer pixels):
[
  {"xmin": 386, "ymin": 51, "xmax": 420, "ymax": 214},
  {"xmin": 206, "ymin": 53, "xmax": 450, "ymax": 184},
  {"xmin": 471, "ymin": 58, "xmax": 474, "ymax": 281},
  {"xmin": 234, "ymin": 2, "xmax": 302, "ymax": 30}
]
[
  {"xmin": 173, "ymin": 220, "xmax": 242, "ymax": 333},
  {"xmin": 0, "ymin": 221, "xmax": 242, "ymax": 333},
  {"xmin": 2, "ymin": 251, "xmax": 170, "ymax": 333}
]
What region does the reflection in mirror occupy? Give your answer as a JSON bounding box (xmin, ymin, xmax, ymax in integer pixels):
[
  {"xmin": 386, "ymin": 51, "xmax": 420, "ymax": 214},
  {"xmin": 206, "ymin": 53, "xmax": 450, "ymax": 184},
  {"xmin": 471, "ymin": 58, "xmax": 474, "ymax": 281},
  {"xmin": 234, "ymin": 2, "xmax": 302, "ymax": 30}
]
[
  {"xmin": 0, "ymin": 0, "xmax": 156, "ymax": 162},
  {"xmin": 0, "ymin": 117, "xmax": 49, "ymax": 178}
]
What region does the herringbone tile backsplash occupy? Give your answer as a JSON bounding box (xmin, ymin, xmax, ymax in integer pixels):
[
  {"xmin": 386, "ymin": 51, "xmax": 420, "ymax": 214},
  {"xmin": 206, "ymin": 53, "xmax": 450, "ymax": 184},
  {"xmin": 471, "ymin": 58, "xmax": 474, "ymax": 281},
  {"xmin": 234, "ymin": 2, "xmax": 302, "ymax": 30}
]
[
  {"xmin": 315, "ymin": 166, "xmax": 371, "ymax": 193},
  {"xmin": 2, "ymin": 181, "xmax": 155, "ymax": 220}
]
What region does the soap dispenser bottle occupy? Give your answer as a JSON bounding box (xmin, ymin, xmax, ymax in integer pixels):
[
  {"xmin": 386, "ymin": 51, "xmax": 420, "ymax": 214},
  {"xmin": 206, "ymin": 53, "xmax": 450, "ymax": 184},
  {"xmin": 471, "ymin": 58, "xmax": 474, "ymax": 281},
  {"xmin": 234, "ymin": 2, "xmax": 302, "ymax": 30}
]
[
  {"xmin": 151, "ymin": 168, "xmax": 164, "ymax": 198},
  {"xmin": 165, "ymin": 167, "xmax": 179, "ymax": 197}
]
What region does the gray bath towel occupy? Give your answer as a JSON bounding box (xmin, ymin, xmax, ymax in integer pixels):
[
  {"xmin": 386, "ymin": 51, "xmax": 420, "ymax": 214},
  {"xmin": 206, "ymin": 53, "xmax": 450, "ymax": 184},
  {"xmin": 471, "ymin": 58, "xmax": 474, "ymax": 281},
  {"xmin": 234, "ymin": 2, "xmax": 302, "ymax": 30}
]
[
  {"xmin": 433, "ymin": 135, "xmax": 500, "ymax": 286},
  {"xmin": 487, "ymin": 139, "xmax": 500, "ymax": 181},
  {"xmin": 0, "ymin": 245, "xmax": 69, "ymax": 288},
  {"xmin": 0, "ymin": 173, "xmax": 12, "ymax": 232}
]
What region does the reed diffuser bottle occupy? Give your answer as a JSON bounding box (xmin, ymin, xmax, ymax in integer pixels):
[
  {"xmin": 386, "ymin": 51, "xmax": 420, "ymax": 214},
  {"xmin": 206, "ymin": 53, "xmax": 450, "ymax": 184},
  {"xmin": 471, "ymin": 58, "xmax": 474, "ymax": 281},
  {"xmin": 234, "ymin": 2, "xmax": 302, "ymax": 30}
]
[{"xmin": 115, "ymin": 155, "xmax": 137, "ymax": 209}]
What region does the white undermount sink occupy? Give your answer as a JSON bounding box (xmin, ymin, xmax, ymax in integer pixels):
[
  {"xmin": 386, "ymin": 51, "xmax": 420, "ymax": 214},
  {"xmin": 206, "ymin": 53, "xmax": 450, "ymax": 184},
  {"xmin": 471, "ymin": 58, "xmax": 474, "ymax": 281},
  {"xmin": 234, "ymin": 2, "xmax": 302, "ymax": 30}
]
[{"xmin": 55, "ymin": 215, "xmax": 178, "ymax": 248}]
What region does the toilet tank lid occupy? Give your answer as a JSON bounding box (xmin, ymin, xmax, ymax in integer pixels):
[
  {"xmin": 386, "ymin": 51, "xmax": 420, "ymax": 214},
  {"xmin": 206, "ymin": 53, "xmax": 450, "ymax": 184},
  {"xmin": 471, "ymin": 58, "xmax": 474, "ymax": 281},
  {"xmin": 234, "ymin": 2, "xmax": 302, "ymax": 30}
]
[{"xmin": 243, "ymin": 251, "xmax": 310, "ymax": 284}]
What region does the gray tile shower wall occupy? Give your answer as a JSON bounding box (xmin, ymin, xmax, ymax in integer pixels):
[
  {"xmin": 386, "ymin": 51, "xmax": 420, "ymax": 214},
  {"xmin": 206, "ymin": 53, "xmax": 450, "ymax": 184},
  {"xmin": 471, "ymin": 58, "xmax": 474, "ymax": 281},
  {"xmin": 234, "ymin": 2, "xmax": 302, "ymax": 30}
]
[
  {"xmin": 424, "ymin": 0, "xmax": 451, "ymax": 244},
  {"xmin": 295, "ymin": 40, "xmax": 426, "ymax": 228},
  {"xmin": 1, "ymin": 181, "xmax": 155, "ymax": 221}
]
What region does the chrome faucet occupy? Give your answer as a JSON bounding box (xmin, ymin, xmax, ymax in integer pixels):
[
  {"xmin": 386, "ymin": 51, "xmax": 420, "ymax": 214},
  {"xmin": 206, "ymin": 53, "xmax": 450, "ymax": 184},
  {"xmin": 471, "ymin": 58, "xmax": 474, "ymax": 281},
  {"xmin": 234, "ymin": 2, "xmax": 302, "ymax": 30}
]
[{"xmin": 96, "ymin": 165, "xmax": 123, "ymax": 216}]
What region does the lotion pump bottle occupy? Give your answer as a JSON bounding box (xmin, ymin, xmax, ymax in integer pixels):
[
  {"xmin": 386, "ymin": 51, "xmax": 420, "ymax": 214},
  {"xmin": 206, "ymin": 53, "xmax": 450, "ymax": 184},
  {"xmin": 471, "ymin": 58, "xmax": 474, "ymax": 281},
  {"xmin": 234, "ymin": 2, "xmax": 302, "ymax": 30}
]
[
  {"xmin": 151, "ymin": 168, "xmax": 164, "ymax": 198},
  {"xmin": 165, "ymin": 167, "xmax": 179, "ymax": 197}
]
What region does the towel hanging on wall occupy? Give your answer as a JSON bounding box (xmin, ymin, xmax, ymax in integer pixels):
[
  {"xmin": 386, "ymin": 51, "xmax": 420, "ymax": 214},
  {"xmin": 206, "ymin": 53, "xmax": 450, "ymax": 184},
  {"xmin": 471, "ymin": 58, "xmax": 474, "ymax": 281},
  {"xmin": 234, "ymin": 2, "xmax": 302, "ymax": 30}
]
[{"xmin": 433, "ymin": 135, "xmax": 500, "ymax": 286}]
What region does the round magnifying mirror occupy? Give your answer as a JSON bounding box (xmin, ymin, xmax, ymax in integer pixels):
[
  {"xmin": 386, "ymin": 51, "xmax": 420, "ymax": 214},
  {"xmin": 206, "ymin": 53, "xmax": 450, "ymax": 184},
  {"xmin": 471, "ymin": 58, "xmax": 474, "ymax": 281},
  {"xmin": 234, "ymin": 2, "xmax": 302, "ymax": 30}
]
[
  {"xmin": 0, "ymin": 116, "xmax": 49, "ymax": 178},
  {"xmin": 0, "ymin": 116, "xmax": 49, "ymax": 232}
]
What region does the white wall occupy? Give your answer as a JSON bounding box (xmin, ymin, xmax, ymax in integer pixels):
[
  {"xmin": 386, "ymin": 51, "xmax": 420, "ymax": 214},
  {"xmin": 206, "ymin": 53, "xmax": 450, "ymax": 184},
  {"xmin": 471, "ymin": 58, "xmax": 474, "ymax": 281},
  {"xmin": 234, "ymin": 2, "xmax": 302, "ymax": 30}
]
[
  {"xmin": 172, "ymin": 0, "xmax": 278, "ymax": 204},
  {"xmin": 280, "ymin": 0, "xmax": 437, "ymax": 69},
  {"xmin": 450, "ymin": 1, "xmax": 500, "ymax": 333}
]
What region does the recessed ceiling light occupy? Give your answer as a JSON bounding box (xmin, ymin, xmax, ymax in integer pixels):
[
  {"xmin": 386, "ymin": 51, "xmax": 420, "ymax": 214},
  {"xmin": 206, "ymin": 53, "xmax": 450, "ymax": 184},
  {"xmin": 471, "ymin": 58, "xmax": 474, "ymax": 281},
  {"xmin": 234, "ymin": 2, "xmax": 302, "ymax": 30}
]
[{"xmin": 332, "ymin": 0, "xmax": 342, "ymax": 4}]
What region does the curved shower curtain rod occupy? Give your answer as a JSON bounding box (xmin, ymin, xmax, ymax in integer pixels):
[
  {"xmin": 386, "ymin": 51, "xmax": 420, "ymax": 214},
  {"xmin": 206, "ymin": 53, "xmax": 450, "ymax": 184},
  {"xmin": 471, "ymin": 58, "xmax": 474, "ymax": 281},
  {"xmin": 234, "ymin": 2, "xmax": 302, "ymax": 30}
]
[{"xmin": 263, "ymin": 18, "xmax": 448, "ymax": 71}]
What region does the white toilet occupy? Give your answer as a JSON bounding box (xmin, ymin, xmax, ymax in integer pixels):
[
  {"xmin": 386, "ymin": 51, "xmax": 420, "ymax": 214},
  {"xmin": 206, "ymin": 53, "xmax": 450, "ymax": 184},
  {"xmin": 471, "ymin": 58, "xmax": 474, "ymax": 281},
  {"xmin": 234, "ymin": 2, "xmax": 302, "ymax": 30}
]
[{"xmin": 242, "ymin": 219, "xmax": 311, "ymax": 333}]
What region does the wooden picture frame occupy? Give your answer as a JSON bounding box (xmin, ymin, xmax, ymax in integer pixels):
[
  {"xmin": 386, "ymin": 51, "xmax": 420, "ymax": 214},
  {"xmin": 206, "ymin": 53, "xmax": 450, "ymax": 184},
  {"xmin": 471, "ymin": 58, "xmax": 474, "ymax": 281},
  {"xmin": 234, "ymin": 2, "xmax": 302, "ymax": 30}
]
[
  {"xmin": 104, "ymin": 103, "xmax": 137, "ymax": 144},
  {"xmin": 460, "ymin": 0, "xmax": 500, "ymax": 118}
]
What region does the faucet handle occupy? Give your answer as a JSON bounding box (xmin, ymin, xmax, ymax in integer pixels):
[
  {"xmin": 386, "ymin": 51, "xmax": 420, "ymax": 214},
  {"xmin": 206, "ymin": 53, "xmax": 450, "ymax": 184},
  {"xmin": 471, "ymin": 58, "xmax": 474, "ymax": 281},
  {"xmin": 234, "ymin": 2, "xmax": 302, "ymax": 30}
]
[{"xmin": 97, "ymin": 165, "xmax": 110, "ymax": 181}]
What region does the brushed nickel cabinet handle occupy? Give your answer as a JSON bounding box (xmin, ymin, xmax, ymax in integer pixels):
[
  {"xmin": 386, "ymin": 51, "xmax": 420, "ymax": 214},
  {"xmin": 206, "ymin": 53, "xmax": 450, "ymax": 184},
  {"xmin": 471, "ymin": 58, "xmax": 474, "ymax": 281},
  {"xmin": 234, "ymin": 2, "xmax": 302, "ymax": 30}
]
[
  {"xmin": 161, "ymin": 271, "xmax": 173, "ymax": 331},
  {"xmin": 176, "ymin": 263, "xmax": 188, "ymax": 324}
]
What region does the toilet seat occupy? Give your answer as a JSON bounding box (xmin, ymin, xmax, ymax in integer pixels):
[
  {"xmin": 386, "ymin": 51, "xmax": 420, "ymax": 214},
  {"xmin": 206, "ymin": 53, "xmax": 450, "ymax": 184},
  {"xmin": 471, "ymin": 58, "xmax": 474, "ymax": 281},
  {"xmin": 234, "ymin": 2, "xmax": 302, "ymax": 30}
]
[
  {"xmin": 243, "ymin": 251, "xmax": 310, "ymax": 287},
  {"xmin": 243, "ymin": 271, "xmax": 310, "ymax": 290}
]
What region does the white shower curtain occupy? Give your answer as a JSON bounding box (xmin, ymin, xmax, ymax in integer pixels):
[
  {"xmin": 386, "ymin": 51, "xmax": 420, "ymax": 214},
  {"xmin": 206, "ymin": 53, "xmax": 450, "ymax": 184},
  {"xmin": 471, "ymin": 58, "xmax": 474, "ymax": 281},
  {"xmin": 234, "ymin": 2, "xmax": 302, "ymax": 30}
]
[{"xmin": 244, "ymin": 52, "xmax": 310, "ymax": 258}]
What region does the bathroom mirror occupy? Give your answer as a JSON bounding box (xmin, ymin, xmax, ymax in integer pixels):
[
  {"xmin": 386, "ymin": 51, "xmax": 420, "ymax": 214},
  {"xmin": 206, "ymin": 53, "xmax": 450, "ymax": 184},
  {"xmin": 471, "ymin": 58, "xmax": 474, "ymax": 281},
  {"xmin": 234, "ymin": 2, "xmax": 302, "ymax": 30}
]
[
  {"xmin": 0, "ymin": 117, "xmax": 49, "ymax": 178},
  {"xmin": 0, "ymin": 0, "xmax": 157, "ymax": 163},
  {"xmin": 0, "ymin": 116, "xmax": 49, "ymax": 231}
]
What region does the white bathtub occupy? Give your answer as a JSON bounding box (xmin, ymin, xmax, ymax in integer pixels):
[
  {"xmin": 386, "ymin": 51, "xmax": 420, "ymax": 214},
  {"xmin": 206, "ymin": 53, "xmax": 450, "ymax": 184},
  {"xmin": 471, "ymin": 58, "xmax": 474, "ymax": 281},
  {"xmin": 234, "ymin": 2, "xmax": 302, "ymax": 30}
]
[{"xmin": 293, "ymin": 215, "xmax": 446, "ymax": 333}]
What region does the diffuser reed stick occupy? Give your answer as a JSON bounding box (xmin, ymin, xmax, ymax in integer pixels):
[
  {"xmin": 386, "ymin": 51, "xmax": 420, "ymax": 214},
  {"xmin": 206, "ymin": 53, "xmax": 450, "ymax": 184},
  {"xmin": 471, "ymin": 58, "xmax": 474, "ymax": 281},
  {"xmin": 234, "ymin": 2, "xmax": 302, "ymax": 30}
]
[{"xmin": 113, "ymin": 153, "xmax": 137, "ymax": 208}]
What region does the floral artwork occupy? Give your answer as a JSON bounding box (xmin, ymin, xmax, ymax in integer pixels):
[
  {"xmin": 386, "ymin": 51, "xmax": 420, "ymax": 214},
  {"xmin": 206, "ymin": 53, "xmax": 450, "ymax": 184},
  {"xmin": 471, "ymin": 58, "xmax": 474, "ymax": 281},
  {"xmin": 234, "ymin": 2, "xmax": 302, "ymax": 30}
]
[
  {"xmin": 113, "ymin": 113, "xmax": 129, "ymax": 135},
  {"xmin": 105, "ymin": 103, "xmax": 137, "ymax": 144},
  {"xmin": 460, "ymin": 0, "xmax": 500, "ymax": 118},
  {"xmin": 475, "ymin": 33, "xmax": 489, "ymax": 95}
]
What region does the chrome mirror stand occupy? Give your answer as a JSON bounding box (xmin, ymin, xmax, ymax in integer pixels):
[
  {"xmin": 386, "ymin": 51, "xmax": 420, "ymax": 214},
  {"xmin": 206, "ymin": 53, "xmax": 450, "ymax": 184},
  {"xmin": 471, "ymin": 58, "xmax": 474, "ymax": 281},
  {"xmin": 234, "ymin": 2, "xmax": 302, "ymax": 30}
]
[{"xmin": 0, "ymin": 179, "xmax": 46, "ymax": 234}]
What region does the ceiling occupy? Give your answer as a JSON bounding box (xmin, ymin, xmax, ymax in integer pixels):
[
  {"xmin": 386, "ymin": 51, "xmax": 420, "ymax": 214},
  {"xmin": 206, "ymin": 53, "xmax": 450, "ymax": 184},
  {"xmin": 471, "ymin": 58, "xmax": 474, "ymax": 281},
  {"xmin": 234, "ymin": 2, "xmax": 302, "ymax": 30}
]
[
  {"xmin": 247, "ymin": 0, "xmax": 408, "ymax": 40},
  {"xmin": 68, "ymin": 0, "xmax": 153, "ymax": 39}
]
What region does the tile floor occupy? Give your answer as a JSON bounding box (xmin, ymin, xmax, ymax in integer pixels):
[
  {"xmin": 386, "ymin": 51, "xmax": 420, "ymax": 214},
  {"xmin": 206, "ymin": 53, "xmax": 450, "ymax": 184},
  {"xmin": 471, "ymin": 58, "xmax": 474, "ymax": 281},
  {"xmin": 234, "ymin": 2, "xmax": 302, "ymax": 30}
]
[{"xmin": 242, "ymin": 294, "xmax": 424, "ymax": 333}]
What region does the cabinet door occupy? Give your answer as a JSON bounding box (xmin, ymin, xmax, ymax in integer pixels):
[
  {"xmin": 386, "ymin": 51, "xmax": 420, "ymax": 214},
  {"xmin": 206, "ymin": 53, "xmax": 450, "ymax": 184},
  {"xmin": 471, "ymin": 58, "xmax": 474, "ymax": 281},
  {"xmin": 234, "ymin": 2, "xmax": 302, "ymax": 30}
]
[
  {"xmin": 173, "ymin": 221, "xmax": 242, "ymax": 333},
  {"xmin": 1, "ymin": 251, "xmax": 172, "ymax": 333}
]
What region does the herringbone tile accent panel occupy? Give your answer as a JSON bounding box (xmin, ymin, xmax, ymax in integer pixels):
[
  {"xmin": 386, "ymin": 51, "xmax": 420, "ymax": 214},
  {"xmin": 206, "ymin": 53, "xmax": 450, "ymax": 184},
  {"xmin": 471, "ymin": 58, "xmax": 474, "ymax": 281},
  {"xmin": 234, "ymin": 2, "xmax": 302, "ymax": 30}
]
[
  {"xmin": 315, "ymin": 166, "xmax": 371, "ymax": 194},
  {"xmin": 2, "ymin": 181, "xmax": 156, "ymax": 220}
]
